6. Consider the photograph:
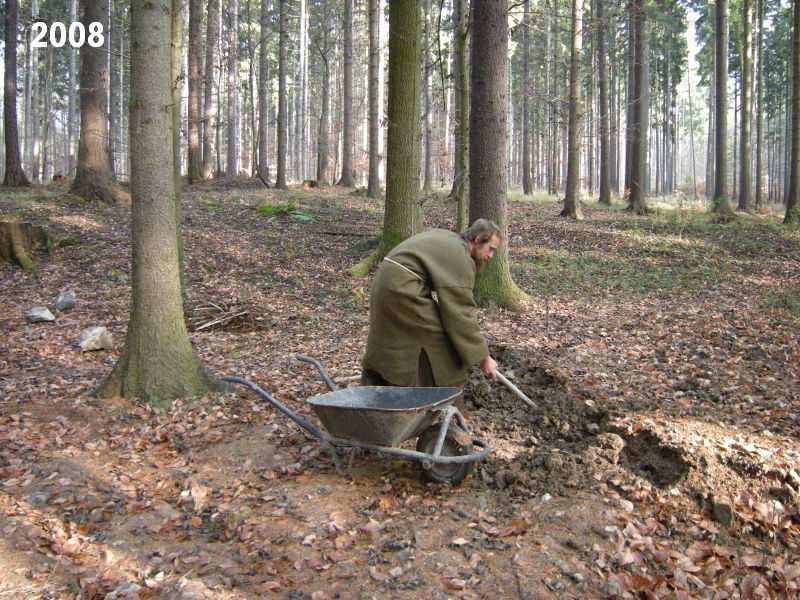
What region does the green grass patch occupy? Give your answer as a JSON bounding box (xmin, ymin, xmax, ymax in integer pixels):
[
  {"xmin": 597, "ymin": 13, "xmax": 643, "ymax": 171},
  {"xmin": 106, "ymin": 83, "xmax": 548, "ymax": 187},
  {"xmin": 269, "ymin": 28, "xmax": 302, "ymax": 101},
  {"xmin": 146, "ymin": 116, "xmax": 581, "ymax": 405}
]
[
  {"xmin": 508, "ymin": 190, "xmax": 560, "ymax": 205},
  {"xmin": 256, "ymin": 198, "xmax": 314, "ymax": 222},
  {"xmin": 763, "ymin": 288, "xmax": 800, "ymax": 317},
  {"xmin": 512, "ymin": 249, "xmax": 724, "ymax": 299}
]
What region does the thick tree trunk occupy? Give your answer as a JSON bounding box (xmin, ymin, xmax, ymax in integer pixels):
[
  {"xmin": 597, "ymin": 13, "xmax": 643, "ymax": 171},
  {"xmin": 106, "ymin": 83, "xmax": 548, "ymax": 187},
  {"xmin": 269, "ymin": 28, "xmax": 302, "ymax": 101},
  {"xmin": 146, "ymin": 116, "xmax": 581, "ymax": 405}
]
[
  {"xmin": 366, "ymin": 0, "xmax": 382, "ymax": 199},
  {"xmin": 276, "ymin": 0, "xmax": 288, "ymax": 189},
  {"xmin": 2, "ymin": 0, "xmax": 29, "ymax": 188},
  {"xmin": 627, "ymin": 0, "xmax": 648, "ymax": 214},
  {"xmin": 737, "ymin": 0, "xmax": 752, "ymax": 211},
  {"xmin": 784, "ymin": 0, "xmax": 800, "ymax": 224},
  {"xmin": 0, "ymin": 221, "xmax": 49, "ymax": 271},
  {"xmin": 68, "ymin": 0, "xmax": 78, "ymax": 175},
  {"xmin": 257, "ymin": 0, "xmax": 270, "ymax": 185},
  {"xmin": 171, "ymin": 0, "xmax": 183, "ymax": 189},
  {"xmin": 422, "ymin": 0, "xmax": 434, "ymax": 192},
  {"xmin": 713, "ymin": 0, "xmax": 733, "ymax": 216},
  {"xmin": 202, "ymin": 0, "xmax": 218, "ymax": 179},
  {"xmin": 562, "ymin": 0, "xmax": 584, "ymax": 219},
  {"xmin": 470, "ymin": 0, "xmax": 525, "ymax": 308},
  {"xmin": 349, "ymin": 0, "xmax": 422, "ymax": 277},
  {"xmin": 597, "ymin": 0, "xmax": 611, "ymax": 205},
  {"xmin": 452, "ymin": 0, "xmax": 468, "ymax": 230},
  {"xmin": 337, "ymin": 0, "xmax": 354, "ymax": 186},
  {"xmin": 187, "ymin": 0, "xmax": 203, "ymax": 182},
  {"xmin": 755, "ymin": 0, "xmax": 764, "ymax": 207},
  {"xmin": 522, "ymin": 0, "xmax": 532, "ymax": 196},
  {"xmin": 97, "ymin": 0, "xmax": 215, "ymax": 403},
  {"xmin": 226, "ymin": 0, "xmax": 239, "ymax": 176},
  {"xmin": 73, "ymin": 0, "xmax": 129, "ymax": 203}
]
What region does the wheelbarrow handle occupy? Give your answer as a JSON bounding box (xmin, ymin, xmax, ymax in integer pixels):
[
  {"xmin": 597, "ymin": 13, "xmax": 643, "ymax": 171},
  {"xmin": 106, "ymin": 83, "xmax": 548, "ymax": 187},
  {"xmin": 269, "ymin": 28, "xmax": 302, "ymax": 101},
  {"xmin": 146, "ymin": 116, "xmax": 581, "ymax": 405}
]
[
  {"xmin": 496, "ymin": 371, "xmax": 538, "ymax": 410},
  {"xmin": 296, "ymin": 355, "xmax": 337, "ymax": 391}
]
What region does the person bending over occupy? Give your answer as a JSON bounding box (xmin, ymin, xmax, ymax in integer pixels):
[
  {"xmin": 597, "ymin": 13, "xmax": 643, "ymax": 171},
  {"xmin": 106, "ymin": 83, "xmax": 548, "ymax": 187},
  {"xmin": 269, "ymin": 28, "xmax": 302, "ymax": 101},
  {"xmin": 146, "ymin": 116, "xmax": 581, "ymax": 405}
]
[{"xmin": 361, "ymin": 219, "xmax": 501, "ymax": 388}]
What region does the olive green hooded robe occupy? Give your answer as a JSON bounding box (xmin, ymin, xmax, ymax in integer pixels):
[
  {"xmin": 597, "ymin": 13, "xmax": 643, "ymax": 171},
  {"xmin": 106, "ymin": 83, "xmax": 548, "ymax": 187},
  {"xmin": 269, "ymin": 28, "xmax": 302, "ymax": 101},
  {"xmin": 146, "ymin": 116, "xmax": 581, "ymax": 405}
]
[{"xmin": 362, "ymin": 229, "xmax": 490, "ymax": 386}]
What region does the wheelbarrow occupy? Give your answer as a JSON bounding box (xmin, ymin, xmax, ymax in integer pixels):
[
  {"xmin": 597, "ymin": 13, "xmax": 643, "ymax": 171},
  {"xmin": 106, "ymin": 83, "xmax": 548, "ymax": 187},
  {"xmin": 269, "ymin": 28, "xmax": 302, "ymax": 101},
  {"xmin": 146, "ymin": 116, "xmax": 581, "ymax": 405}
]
[{"xmin": 223, "ymin": 355, "xmax": 490, "ymax": 485}]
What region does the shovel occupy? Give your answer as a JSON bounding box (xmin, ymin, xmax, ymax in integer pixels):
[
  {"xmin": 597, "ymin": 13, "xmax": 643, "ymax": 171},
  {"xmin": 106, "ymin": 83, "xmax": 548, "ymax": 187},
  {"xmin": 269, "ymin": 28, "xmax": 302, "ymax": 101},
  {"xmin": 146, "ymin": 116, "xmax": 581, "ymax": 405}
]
[{"xmin": 495, "ymin": 371, "xmax": 538, "ymax": 410}]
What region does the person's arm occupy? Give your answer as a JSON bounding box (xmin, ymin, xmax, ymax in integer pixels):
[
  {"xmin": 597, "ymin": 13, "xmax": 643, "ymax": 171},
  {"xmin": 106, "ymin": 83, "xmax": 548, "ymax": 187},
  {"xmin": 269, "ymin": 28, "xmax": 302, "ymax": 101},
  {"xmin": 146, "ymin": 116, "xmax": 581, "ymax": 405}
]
[{"xmin": 436, "ymin": 285, "xmax": 490, "ymax": 367}]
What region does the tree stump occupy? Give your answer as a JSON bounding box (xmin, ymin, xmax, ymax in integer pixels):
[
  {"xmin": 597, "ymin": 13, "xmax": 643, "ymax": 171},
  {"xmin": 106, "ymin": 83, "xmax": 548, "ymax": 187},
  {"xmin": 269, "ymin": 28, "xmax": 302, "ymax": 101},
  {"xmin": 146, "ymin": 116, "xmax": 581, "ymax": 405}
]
[{"xmin": 0, "ymin": 221, "xmax": 51, "ymax": 271}]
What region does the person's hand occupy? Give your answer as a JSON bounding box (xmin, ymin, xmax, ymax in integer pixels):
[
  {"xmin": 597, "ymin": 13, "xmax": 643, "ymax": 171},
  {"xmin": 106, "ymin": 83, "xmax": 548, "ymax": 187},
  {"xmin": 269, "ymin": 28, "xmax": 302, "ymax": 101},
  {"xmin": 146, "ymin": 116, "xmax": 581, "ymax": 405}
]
[{"xmin": 480, "ymin": 355, "xmax": 498, "ymax": 381}]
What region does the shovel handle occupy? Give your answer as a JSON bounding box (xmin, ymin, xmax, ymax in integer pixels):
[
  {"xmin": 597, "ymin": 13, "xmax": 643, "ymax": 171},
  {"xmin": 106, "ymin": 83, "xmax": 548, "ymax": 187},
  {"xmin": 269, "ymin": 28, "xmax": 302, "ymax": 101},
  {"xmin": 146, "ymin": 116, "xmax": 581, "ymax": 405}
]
[{"xmin": 496, "ymin": 371, "xmax": 538, "ymax": 410}]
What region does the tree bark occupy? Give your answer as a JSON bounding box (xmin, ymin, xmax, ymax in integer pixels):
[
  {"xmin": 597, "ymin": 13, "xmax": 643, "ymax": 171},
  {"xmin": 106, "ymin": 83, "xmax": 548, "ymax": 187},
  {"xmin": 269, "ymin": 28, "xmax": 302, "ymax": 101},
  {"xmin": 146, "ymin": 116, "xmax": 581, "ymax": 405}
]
[
  {"xmin": 0, "ymin": 221, "xmax": 49, "ymax": 271},
  {"xmin": 754, "ymin": 0, "xmax": 764, "ymax": 207},
  {"xmin": 202, "ymin": 0, "xmax": 218, "ymax": 179},
  {"xmin": 521, "ymin": 0, "xmax": 532, "ymax": 196},
  {"xmin": 562, "ymin": 0, "xmax": 584, "ymax": 219},
  {"xmin": 68, "ymin": 0, "xmax": 78, "ymax": 175},
  {"xmin": 784, "ymin": 0, "xmax": 800, "ymax": 224},
  {"xmin": 713, "ymin": 0, "xmax": 733, "ymax": 216},
  {"xmin": 597, "ymin": 0, "xmax": 611, "ymax": 205},
  {"xmin": 366, "ymin": 0, "xmax": 382, "ymax": 199},
  {"xmin": 97, "ymin": 0, "xmax": 215, "ymax": 403},
  {"xmin": 349, "ymin": 0, "xmax": 422, "ymax": 276},
  {"xmin": 226, "ymin": 0, "xmax": 239, "ymax": 176},
  {"xmin": 73, "ymin": 0, "xmax": 129, "ymax": 203},
  {"xmin": 626, "ymin": 0, "xmax": 648, "ymax": 214},
  {"xmin": 316, "ymin": 18, "xmax": 331, "ymax": 187},
  {"xmin": 188, "ymin": 0, "xmax": 203, "ymax": 182},
  {"xmin": 737, "ymin": 0, "xmax": 752, "ymax": 211},
  {"xmin": 2, "ymin": 0, "xmax": 29, "ymax": 188},
  {"xmin": 337, "ymin": 0, "xmax": 354, "ymax": 186},
  {"xmin": 422, "ymin": 0, "xmax": 434, "ymax": 192},
  {"xmin": 257, "ymin": 0, "xmax": 270, "ymax": 185},
  {"xmin": 470, "ymin": 0, "xmax": 525, "ymax": 308},
  {"xmin": 276, "ymin": 0, "xmax": 288, "ymax": 189},
  {"xmin": 452, "ymin": 0, "xmax": 469, "ymax": 230}
]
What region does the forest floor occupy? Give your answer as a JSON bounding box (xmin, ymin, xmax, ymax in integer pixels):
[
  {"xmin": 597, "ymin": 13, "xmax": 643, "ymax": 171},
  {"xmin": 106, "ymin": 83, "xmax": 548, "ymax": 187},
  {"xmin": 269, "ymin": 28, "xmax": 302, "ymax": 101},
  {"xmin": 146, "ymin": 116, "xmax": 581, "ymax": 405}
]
[{"xmin": 1, "ymin": 180, "xmax": 799, "ymax": 600}]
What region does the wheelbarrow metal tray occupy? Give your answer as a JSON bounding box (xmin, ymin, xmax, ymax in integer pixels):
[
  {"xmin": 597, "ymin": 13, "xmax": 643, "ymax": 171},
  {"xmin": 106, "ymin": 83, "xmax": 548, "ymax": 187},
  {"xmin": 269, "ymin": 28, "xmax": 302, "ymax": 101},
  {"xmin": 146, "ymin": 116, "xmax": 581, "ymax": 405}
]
[{"xmin": 307, "ymin": 386, "xmax": 462, "ymax": 447}]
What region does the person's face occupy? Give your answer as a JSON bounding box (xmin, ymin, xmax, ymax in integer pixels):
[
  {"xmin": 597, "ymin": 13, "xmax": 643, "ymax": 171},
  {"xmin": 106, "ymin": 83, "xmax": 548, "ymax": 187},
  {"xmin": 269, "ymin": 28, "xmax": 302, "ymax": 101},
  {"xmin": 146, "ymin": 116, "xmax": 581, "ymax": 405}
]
[{"xmin": 471, "ymin": 234, "xmax": 501, "ymax": 271}]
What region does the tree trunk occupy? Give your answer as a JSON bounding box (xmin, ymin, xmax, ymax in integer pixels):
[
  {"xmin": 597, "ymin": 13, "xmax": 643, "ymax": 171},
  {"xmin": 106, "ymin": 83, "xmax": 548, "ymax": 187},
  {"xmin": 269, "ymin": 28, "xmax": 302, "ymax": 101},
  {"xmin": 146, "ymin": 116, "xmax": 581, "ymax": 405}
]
[
  {"xmin": 202, "ymin": 0, "xmax": 218, "ymax": 179},
  {"xmin": 784, "ymin": 0, "xmax": 800, "ymax": 224},
  {"xmin": 624, "ymin": 0, "xmax": 634, "ymax": 195},
  {"xmin": 713, "ymin": 0, "xmax": 733, "ymax": 216},
  {"xmin": 97, "ymin": 0, "xmax": 215, "ymax": 403},
  {"xmin": 73, "ymin": 0, "xmax": 129, "ymax": 203},
  {"xmin": 452, "ymin": 0, "xmax": 468, "ymax": 230},
  {"xmin": 187, "ymin": 0, "xmax": 203, "ymax": 182},
  {"xmin": 0, "ymin": 221, "xmax": 49, "ymax": 271},
  {"xmin": 2, "ymin": 0, "xmax": 29, "ymax": 188},
  {"xmin": 257, "ymin": 0, "xmax": 270, "ymax": 185},
  {"xmin": 226, "ymin": 0, "xmax": 239, "ymax": 176},
  {"xmin": 349, "ymin": 0, "xmax": 422, "ymax": 277},
  {"xmin": 29, "ymin": 0, "xmax": 42, "ymax": 181},
  {"xmin": 562, "ymin": 0, "xmax": 584, "ymax": 219},
  {"xmin": 337, "ymin": 0, "xmax": 354, "ymax": 186},
  {"xmin": 521, "ymin": 0, "xmax": 532, "ymax": 196},
  {"xmin": 366, "ymin": 0, "xmax": 382, "ymax": 199},
  {"xmin": 737, "ymin": 0, "xmax": 752, "ymax": 211},
  {"xmin": 597, "ymin": 0, "xmax": 611, "ymax": 205},
  {"xmin": 316, "ymin": 29, "xmax": 331, "ymax": 186},
  {"xmin": 627, "ymin": 0, "xmax": 648, "ymax": 214},
  {"xmin": 68, "ymin": 0, "xmax": 78, "ymax": 175},
  {"xmin": 171, "ymin": 0, "xmax": 183, "ymax": 188},
  {"xmin": 422, "ymin": 0, "xmax": 434, "ymax": 192},
  {"xmin": 470, "ymin": 0, "xmax": 525, "ymax": 308},
  {"xmin": 754, "ymin": 0, "xmax": 764, "ymax": 207},
  {"xmin": 276, "ymin": 0, "xmax": 288, "ymax": 189}
]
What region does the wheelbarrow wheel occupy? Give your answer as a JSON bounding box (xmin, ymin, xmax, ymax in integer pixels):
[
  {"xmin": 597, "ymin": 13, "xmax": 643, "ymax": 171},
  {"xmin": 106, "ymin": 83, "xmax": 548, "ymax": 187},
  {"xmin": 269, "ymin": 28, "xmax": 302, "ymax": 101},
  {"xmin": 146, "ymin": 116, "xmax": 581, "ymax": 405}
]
[{"xmin": 416, "ymin": 424, "xmax": 473, "ymax": 485}]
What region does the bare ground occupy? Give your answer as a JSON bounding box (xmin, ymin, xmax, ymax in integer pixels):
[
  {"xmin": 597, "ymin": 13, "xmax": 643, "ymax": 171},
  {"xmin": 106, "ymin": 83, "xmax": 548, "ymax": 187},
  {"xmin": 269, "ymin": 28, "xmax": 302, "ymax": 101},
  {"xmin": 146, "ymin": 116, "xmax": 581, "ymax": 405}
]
[{"xmin": 1, "ymin": 182, "xmax": 799, "ymax": 599}]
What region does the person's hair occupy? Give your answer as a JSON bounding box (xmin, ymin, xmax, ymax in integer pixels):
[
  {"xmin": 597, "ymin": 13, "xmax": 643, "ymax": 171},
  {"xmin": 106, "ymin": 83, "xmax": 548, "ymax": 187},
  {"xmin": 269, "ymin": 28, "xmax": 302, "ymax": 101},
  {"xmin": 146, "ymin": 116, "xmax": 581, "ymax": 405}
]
[{"xmin": 462, "ymin": 218, "xmax": 502, "ymax": 244}]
